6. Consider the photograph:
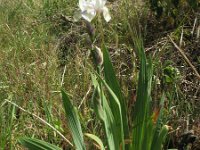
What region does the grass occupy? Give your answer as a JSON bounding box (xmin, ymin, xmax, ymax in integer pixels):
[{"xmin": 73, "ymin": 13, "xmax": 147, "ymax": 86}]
[
  {"xmin": 0, "ymin": 1, "xmax": 63, "ymax": 149},
  {"xmin": 0, "ymin": 0, "xmax": 199, "ymax": 149}
]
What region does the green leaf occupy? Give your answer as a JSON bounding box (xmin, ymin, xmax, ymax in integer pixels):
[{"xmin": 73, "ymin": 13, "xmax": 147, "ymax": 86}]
[
  {"xmin": 131, "ymin": 37, "xmax": 153, "ymax": 150},
  {"xmin": 142, "ymin": 120, "xmax": 154, "ymax": 150},
  {"xmin": 102, "ymin": 45, "xmax": 129, "ymax": 141},
  {"xmin": 91, "ymin": 74, "xmax": 118, "ymax": 150},
  {"xmin": 151, "ymin": 93, "xmax": 166, "ymax": 149},
  {"xmin": 85, "ymin": 133, "xmax": 105, "ymax": 150},
  {"xmin": 61, "ymin": 90, "xmax": 86, "ymax": 150},
  {"xmin": 18, "ymin": 137, "xmax": 61, "ymax": 150},
  {"xmin": 92, "ymin": 71, "xmax": 125, "ymax": 150},
  {"xmin": 101, "ymin": 93, "xmax": 118, "ymax": 150},
  {"xmin": 91, "ymin": 74, "xmax": 105, "ymax": 121},
  {"xmin": 153, "ymin": 125, "xmax": 168, "ymax": 150}
]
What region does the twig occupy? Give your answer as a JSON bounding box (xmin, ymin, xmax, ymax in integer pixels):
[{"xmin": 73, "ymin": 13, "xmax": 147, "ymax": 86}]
[
  {"xmin": 179, "ymin": 26, "xmax": 184, "ymax": 47},
  {"xmin": 194, "ymin": 84, "xmax": 200, "ymax": 98},
  {"xmin": 168, "ymin": 126, "xmax": 181, "ymax": 134},
  {"xmin": 186, "ymin": 114, "xmax": 191, "ymax": 132},
  {"xmin": 197, "ymin": 25, "xmax": 200, "ymax": 39},
  {"xmin": 191, "ymin": 17, "xmax": 197, "ymax": 35},
  {"xmin": 78, "ymin": 83, "xmax": 92, "ymax": 109},
  {"xmin": 5, "ymin": 99, "xmax": 74, "ymax": 147},
  {"xmin": 168, "ymin": 36, "xmax": 200, "ymax": 80},
  {"xmin": 145, "ymin": 39, "xmax": 167, "ymax": 52},
  {"xmin": 61, "ymin": 65, "xmax": 67, "ymax": 86}
]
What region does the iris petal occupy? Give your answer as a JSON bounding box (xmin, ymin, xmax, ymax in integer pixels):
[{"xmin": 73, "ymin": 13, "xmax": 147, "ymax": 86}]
[
  {"xmin": 103, "ymin": 6, "xmax": 111, "ymax": 22},
  {"xmin": 79, "ymin": 0, "xmax": 85, "ymax": 11},
  {"xmin": 95, "ymin": 0, "xmax": 101, "ymax": 10},
  {"xmin": 78, "ymin": 0, "xmax": 111, "ymax": 22},
  {"xmin": 82, "ymin": 9, "xmax": 96, "ymax": 22},
  {"xmin": 102, "ymin": 0, "xmax": 107, "ymax": 6},
  {"xmin": 95, "ymin": 0, "xmax": 107, "ymax": 10}
]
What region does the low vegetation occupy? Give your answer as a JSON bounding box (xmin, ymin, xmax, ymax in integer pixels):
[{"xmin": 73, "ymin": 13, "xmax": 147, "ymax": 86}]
[{"xmin": 0, "ymin": 0, "xmax": 199, "ymax": 149}]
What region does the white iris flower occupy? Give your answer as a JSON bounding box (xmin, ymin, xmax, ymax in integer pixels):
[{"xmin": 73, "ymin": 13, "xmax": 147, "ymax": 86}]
[{"xmin": 78, "ymin": 0, "xmax": 111, "ymax": 22}]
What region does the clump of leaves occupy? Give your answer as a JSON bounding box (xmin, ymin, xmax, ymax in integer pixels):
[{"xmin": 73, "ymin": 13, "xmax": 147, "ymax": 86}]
[{"xmin": 163, "ymin": 65, "xmax": 180, "ymax": 84}]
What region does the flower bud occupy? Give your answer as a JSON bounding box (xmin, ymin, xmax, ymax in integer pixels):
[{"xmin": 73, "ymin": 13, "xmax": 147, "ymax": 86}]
[{"xmin": 93, "ymin": 46, "xmax": 103, "ymax": 66}]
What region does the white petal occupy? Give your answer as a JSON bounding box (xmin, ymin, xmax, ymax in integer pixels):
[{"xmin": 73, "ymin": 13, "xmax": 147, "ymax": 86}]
[
  {"xmin": 102, "ymin": 0, "xmax": 107, "ymax": 6},
  {"xmin": 95, "ymin": 0, "xmax": 107, "ymax": 10},
  {"xmin": 95, "ymin": 0, "xmax": 102, "ymax": 10},
  {"xmin": 103, "ymin": 6, "xmax": 111, "ymax": 22},
  {"xmin": 82, "ymin": 10, "xmax": 96, "ymax": 22},
  {"xmin": 79, "ymin": 0, "xmax": 85, "ymax": 11}
]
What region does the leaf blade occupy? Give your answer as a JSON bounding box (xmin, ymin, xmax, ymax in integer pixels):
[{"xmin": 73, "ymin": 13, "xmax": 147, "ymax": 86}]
[
  {"xmin": 18, "ymin": 137, "xmax": 62, "ymax": 150},
  {"xmin": 85, "ymin": 133, "xmax": 105, "ymax": 150},
  {"xmin": 61, "ymin": 90, "xmax": 86, "ymax": 150}
]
